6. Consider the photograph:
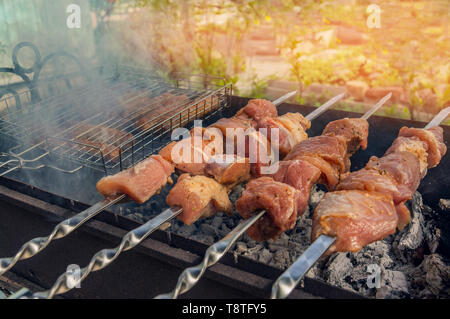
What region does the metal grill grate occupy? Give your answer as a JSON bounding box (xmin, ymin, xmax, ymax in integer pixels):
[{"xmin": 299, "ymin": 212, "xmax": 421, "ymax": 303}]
[{"xmin": 0, "ymin": 65, "xmax": 231, "ymax": 175}]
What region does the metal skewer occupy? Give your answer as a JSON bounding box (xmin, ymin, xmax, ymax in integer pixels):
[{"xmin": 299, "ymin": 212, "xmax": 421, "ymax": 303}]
[
  {"xmin": 9, "ymin": 92, "xmax": 344, "ymax": 299},
  {"xmin": 157, "ymin": 93, "xmax": 391, "ymax": 299},
  {"xmin": 271, "ymin": 105, "xmax": 450, "ymax": 299},
  {"xmin": 0, "ymin": 195, "xmax": 125, "ymax": 276},
  {"xmin": 0, "ymin": 91, "xmax": 298, "ymax": 277}
]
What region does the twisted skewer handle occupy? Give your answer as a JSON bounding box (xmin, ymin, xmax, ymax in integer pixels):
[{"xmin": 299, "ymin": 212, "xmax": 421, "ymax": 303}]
[
  {"xmin": 271, "ymin": 106, "xmax": 450, "ymax": 299},
  {"xmin": 28, "ymin": 207, "xmax": 182, "ymax": 299},
  {"xmin": 155, "ymin": 211, "xmax": 265, "ymax": 299},
  {"xmin": 270, "ymin": 235, "xmax": 335, "ymax": 299},
  {"xmin": 0, "ymin": 195, "xmax": 125, "ymax": 276}
]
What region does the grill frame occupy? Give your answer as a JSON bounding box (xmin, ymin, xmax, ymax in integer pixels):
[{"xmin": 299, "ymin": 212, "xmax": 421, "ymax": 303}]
[
  {"xmin": 1, "ymin": 61, "xmax": 231, "ymax": 175},
  {"xmin": 1, "ymin": 97, "xmax": 448, "ymax": 298}
]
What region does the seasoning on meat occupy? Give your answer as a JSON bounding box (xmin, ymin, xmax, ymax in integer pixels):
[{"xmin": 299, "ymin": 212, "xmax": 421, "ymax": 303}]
[
  {"xmin": 96, "ymin": 155, "xmax": 174, "ymax": 203},
  {"xmin": 166, "ymin": 174, "xmax": 233, "ymax": 225}
]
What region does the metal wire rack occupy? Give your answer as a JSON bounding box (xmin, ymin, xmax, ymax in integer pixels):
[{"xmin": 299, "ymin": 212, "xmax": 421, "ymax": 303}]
[{"xmin": 0, "ymin": 65, "xmax": 232, "ymax": 175}]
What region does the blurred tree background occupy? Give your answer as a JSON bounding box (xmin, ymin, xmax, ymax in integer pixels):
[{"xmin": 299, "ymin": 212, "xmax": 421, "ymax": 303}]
[{"xmin": 0, "ymin": 0, "xmax": 448, "ymax": 121}]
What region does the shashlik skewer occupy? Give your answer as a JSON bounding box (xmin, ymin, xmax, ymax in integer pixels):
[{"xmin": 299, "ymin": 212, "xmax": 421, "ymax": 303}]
[
  {"xmin": 15, "ymin": 94, "xmax": 343, "ymax": 299},
  {"xmin": 154, "ymin": 94, "xmax": 391, "ymax": 299},
  {"xmin": 0, "ymin": 91, "xmax": 326, "ymax": 278},
  {"xmin": 271, "ymin": 107, "xmax": 450, "ymax": 299}
]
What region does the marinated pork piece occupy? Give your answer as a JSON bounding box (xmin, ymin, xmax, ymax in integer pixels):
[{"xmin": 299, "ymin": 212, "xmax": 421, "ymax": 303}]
[
  {"xmin": 336, "ymin": 166, "xmax": 414, "ymax": 229},
  {"xmin": 158, "ymin": 127, "xmax": 223, "ymax": 175},
  {"xmin": 365, "ymin": 152, "xmax": 422, "ymax": 202},
  {"xmin": 385, "ymin": 136, "xmax": 429, "ymax": 176},
  {"xmin": 210, "ymin": 116, "xmax": 256, "ymax": 139},
  {"xmin": 285, "ymin": 135, "xmax": 348, "ymax": 173},
  {"xmin": 211, "ymin": 98, "xmax": 278, "ymax": 141},
  {"xmin": 322, "ymin": 118, "xmax": 369, "ymax": 155},
  {"xmin": 244, "ymin": 129, "xmax": 274, "ymax": 177},
  {"xmin": 397, "ymin": 126, "xmax": 447, "ymax": 168},
  {"xmin": 96, "ymin": 155, "xmax": 174, "ymax": 203},
  {"xmin": 270, "ymin": 160, "xmax": 321, "ymax": 197},
  {"xmin": 235, "ymin": 99, "xmax": 278, "ymax": 121},
  {"xmin": 70, "ymin": 124, "xmax": 134, "ymax": 161},
  {"xmin": 236, "ymin": 177, "xmax": 305, "ymax": 241},
  {"xmin": 313, "ymin": 125, "xmax": 447, "ymax": 252},
  {"xmin": 257, "ymin": 113, "xmax": 310, "ymax": 156},
  {"xmin": 284, "ymin": 135, "xmax": 349, "ymax": 189},
  {"xmin": 311, "ymin": 190, "xmax": 398, "ymax": 253},
  {"xmin": 166, "ymin": 174, "xmax": 233, "ymax": 225},
  {"xmin": 204, "ymin": 154, "xmax": 250, "ymax": 186},
  {"xmin": 134, "ymin": 93, "xmax": 190, "ymax": 131}
]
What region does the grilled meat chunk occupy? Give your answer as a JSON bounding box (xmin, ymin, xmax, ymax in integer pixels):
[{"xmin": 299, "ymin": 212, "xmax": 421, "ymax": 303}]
[
  {"xmin": 236, "ymin": 177, "xmax": 306, "ymax": 241},
  {"xmin": 257, "ymin": 113, "xmax": 310, "ymax": 156},
  {"xmin": 397, "ymin": 126, "xmax": 446, "ymax": 168},
  {"xmin": 70, "ymin": 124, "xmax": 134, "ymax": 161},
  {"xmin": 270, "ymin": 160, "xmax": 321, "ymax": 197},
  {"xmin": 285, "ymin": 135, "xmax": 348, "ymax": 189},
  {"xmin": 235, "ymin": 99, "xmax": 278, "ymax": 121},
  {"xmin": 204, "ymin": 154, "xmax": 250, "ymax": 186},
  {"xmin": 313, "ymin": 126, "xmax": 447, "ymax": 252},
  {"xmin": 166, "ymin": 174, "xmax": 233, "ymax": 225},
  {"xmin": 96, "ymin": 155, "xmax": 174, "ymax": 203},
  {"xmin": 322, "ymin": 118, "xmax": 369, "ymax": 155},
  {"xmin": 311, "ymin": 190, "xmax": 398, "ymax": 253},
  {"xmin": 364, "ymin": 152, "xmax": 422, "ymax": 203}
]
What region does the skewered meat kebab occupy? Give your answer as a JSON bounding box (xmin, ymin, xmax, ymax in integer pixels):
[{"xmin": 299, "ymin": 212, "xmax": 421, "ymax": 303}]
[
  {"xmin": 271, "ymin": 107, "xmax": 450, "ymax": 299},
  {"xmin": 154, "ymin": 94, "xmax": 391, "ymax": 299},
  {"xmin": 163, "ymin": 94, "xmax": 345, "ymax": 225},
  {"xmin": 0, "ymin": 91, "xmax": 310, "ymax": 277},
  {"xmin": 17, "ymin": 94, "xmax": 343, "ymax": 299},
  {"xmin": 236, "ymin": 115, "xmax": 373, "ymax": 242},
  {"xmin": 96, "ymin": 91, "xmax": 300, "ymax": 204}
]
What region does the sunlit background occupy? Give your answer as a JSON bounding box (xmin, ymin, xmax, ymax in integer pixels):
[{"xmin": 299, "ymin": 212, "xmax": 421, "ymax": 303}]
[{"xmin": 0, "ymin": 0, "xmax": 449, "ymax": 121}]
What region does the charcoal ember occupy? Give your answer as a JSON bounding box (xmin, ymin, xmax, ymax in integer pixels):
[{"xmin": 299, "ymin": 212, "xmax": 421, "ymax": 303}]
[
  {"xmin": 323, "ymin": 253, "xmax": 354, "ymax": 291},
  {"xmin": 409, "ymin": 254, "xmax": 450, "ymax": 297},
  {"xmin": 177, "ymin": 224, "xmax": 197, "ymax": 237},
  {"xmin": 424, "ymin": 225, "xmax": 441, "ymax": 254},
  {"xmin": 393, "ymin": 193, "xmax": 425, "ymax": 263},
  {"xmin": 229, "ymin": 184, "xmax": 245, "ymax": 203},
  {"xmin": 289, "ymin": 217, "xmax": 312, "ymax": 247},
  {"xmin": 220, "ymin": 223, "xmax": 231, "ymax": 233},
  {"xmin": 191, "ymin": 234, "xmax": 214, "ymax": 245},
  {"xmin": 308, "ymin": 185, "xmax": 325, "ymax": 211},
  {"xmin": 242, "ymin": 234, "xmax": 257, "ymax": 248},
  {"xmin": 376, "ymin": 270, "xmax": 409, "ymax": 299},
  {"xmin": 235, "ymin": 241, "xmax": 247, "ymax": 253},
  {"xmin": 170, "ymin": 221, "xmax": 180, "ymax": 231},
  {"xmin": 225, "ymin": 216, "xmax": 237, "ymax": 228},
  {"xmin": 439, "ymin": 199, "xmax": 450, "ymax": 211},
  {"xmin": 360, "ymin": 241, "xmax": 394, "ymax": 268},
  {"xmin": 199, "ymin": 223, "xmax": 218, "ymax": 236},
  {"xmin": 258, "ymin": 248, "xmax": 272, "ymax": 264},
  {"xmin": 275, "ymin": 233, "xmax": 290, "ymax": 246},
  {"xmin": 271, "ymin": 249, "xmax": 290, "ymax": 268},
  {"xmin": 211, "ymin": 216, "xmax": 223, "ymax": 228},
  {"xmin": 243, "ymin": 243, "xmax": 264, "ymax": 260}
]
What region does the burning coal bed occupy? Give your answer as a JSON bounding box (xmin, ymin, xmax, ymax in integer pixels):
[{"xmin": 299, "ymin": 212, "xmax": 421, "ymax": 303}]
[{"xmin": 112, "ymin": 173, "xmax": 450, "ymax": 299}]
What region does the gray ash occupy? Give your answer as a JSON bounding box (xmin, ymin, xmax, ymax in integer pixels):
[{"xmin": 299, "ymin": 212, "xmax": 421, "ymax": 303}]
[{"xmin": 115, "ymin": 181, "xmax": 449, "ymax": 299}]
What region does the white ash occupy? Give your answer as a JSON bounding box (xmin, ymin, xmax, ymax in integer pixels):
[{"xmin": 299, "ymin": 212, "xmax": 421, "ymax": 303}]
[
  {"xmin": 439, "ymin": 199, "xmax": 450, "ymax": 211},
  {"xmin": 120, "ymin": 182, "xmax": 448, "ymax": 299}
]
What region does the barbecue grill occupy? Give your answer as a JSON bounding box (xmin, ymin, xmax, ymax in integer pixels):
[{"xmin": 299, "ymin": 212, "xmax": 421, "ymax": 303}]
[
  {"xmin": 0, "ymin": 43, "xmax": 231, "ymax": 177},
  {"xmin": 0, "ymin": 43, "xmax": 449, "ymax": 299}
]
